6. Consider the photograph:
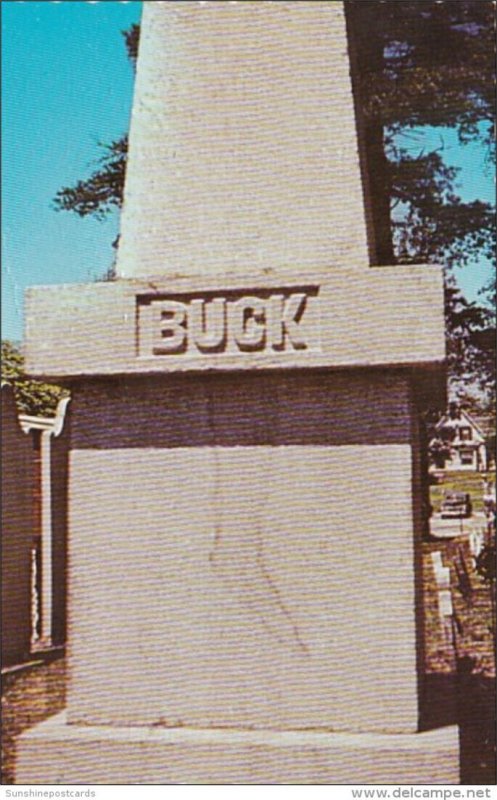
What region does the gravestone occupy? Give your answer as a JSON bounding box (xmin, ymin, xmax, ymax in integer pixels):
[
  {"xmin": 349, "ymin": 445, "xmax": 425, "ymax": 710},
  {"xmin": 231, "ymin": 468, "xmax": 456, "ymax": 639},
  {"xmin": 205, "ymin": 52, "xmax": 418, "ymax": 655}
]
[
  {"xmin": 17, "ymin": 1, "xmax": 458, "ymax": 784},
  {"xmin": 431, "ymin": 551, "xmax": 454, "ymax": 645},
  {"xmin": 469, "ymin": 530, "xmax": 484, "ymax": 559}
]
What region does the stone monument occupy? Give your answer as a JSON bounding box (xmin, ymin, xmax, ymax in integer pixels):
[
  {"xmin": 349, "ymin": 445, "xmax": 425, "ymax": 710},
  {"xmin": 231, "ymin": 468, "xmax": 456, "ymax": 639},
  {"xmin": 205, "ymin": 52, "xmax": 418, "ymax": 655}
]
[{"xmin": 17, "ymin": 1, "xmax": 459, "ymax": 784}]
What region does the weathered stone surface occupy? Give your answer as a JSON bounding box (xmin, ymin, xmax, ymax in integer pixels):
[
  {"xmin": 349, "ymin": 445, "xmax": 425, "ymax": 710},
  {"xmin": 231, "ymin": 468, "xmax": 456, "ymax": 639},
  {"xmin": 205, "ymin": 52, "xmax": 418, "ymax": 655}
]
[
  {"xmin": 117, "ymin": 1, "xmax": 373, "ymax": 279},
  {"xmin": 18, "ymin": 0, "xmax": 456, "ymax": 784},
  {"xmin": 17, "ymin": 712, "xmax": 460, "ymax": 785},
  {"xmin": 25, "ymin": 265, "xmax": 444, "ymax": 378},
  {"xmin": 63, "ymin": 373, "xmax": 420, "ymax": 734}
]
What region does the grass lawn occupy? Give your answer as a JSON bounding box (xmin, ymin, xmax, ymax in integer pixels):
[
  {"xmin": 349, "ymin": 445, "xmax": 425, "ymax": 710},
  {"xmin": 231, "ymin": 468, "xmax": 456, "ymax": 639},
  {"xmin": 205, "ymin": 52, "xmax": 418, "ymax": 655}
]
[
  {"xmin": 422, "ymin": 533, "xmax": 495, "ymax": 784},
  {"xmin": 422, "ymin": 539, "xmax": 495, "ymax": 677},
  {"xmin": 430, "ymin": 470, "xmax": 495, "ymax": 515}
]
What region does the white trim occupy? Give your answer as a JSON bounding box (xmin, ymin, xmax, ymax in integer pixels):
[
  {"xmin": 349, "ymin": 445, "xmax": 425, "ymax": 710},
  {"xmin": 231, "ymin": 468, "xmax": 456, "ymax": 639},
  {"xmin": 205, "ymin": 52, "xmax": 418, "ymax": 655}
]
[{"xmin": 39, "ymin": 430, "xmax": 53, "ymax": 646}]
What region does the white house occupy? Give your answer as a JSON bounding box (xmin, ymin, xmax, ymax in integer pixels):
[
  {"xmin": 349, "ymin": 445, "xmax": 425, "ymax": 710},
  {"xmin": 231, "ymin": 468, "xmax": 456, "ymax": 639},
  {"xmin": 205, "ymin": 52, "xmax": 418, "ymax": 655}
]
[{"xmin": 431, "ymin": 404, "xmax": 488, "ymax": 472}]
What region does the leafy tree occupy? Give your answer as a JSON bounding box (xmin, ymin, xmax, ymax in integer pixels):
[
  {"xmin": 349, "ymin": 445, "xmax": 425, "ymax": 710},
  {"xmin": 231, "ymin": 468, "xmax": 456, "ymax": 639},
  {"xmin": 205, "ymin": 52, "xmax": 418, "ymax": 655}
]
[
  {"xmin": 445, "ymin": 284, "xmax": 495, "ymax": 402},
  {"xmin": 53, "ymin": 24, "xmax": 139, "ymax": 222},
  {"xmin": 53, "ymin": 8, "xmax": 495, "ymax": 398},
  {"xmin": 54, "ymin": 136, "xmax": 128, "ymax": 222},
  {"xmin": 347, "ymin": 0, "xmax": 495, "ymax": 402},
  {"xmin": 1, "ymin": 341, "xmax": 68, "ymax": 417}
]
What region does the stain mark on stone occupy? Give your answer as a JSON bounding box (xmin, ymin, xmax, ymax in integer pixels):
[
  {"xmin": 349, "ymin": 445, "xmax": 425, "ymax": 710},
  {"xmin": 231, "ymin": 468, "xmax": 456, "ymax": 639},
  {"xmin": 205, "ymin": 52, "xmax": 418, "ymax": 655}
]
[
  {"xmin": 210, "ymin": 524, "xmax": 308, "ymax": 656},
  {"xmin": 206, "ymin": 383, "xmax": 308, "ymax": 655}
]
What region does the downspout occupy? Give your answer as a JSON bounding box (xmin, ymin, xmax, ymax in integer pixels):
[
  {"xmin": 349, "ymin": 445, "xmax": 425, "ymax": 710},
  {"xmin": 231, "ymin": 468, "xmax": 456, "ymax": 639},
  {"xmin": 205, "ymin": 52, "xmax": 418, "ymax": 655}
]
[
  {"xmin": 39, "ymin": 397, "xmax": 70, "ymax": 648},
  {"xmin": 39, "ymin": 429, "xmax": 53, "ymax": 646}
]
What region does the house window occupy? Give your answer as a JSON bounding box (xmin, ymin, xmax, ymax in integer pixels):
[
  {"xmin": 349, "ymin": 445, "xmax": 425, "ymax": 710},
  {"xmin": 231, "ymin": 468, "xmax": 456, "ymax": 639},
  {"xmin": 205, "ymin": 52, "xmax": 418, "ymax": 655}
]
[
  {"xmin": 459, "ymin": 427, "xmax": 472, "ymax": 441},
  {"xmin": 439, "ymin": 425, "xmax": 455, "ymax": 442},
  {"xmin": 460, "ymin": 448, "xmax": 474, "ymax": 465}
]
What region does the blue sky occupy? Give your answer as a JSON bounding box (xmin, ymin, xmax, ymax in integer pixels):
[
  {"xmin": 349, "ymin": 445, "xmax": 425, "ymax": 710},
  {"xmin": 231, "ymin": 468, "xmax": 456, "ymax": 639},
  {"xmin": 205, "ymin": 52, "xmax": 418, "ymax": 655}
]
[
  {"xmin": 395, "ymin": 124, "xmax": 494, "ymax": 302},
  {"xmin": 2, "ymin": 0, "xmax": 142, "ymax": 342},
  {"xmin": 2, "ymin": 0, "xmax": 494, "ymax": 343}
]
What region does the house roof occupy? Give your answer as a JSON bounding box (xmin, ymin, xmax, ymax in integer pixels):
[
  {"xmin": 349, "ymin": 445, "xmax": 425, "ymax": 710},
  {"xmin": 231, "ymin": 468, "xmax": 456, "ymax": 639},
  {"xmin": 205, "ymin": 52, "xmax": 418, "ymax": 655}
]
[{"xmin": 436, "ymin": 408, "xmax": 486, "ymax": 439}]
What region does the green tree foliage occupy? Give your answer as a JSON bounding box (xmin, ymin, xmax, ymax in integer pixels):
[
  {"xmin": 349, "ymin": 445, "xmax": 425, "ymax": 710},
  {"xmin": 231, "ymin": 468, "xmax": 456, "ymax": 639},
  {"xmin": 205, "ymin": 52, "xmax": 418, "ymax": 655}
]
[
  {"xmin": 348, "ymin": 0, "xmax": 495, "ymax": 403},
  {"xmin": 53, "ymin": 8, "xmax": 495, "ymax": 399},
  {"xmin": 52, "ymin": 24, "xmax": 139, "ymax": 221},
  {"xmin": 1, "ymin": 341, "xmax": 68, "ymax": 417},
  {"xmin": 123, "ymin": 22, "xmax": 139, "ymax": 66},
  {"xmin": 54, "ymin": 136, "xmax": 128, "ymax": 221}
]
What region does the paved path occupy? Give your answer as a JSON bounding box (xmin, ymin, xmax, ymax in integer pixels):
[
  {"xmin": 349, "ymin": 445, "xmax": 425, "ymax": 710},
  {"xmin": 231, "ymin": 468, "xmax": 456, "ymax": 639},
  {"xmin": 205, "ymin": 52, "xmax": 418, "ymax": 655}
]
[{"xmin": 430, "ymin": 513, "xmax": 489, "ymax": 540}]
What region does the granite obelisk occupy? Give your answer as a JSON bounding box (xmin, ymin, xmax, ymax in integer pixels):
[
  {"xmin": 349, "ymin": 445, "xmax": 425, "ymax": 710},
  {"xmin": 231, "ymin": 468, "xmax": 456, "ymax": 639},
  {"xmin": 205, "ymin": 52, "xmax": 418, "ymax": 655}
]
[{"xmin": 18, "ymin": 1, "xmax": 458, "ymax": 784}]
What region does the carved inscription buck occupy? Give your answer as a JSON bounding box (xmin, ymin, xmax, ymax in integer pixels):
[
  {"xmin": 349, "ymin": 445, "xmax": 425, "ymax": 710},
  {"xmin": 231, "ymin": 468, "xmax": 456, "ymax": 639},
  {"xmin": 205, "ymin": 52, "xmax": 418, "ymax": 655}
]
[{"xmin": 137, "ymin": 288, "xmax": 319, "ymax": 357}]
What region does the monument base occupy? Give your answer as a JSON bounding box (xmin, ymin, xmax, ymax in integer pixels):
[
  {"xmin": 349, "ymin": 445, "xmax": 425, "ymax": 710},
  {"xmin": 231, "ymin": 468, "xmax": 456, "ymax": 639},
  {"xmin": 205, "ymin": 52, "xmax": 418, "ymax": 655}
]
[{"xmin": 16, "ymin": 712, "xmax": 459, "ymax": 785}]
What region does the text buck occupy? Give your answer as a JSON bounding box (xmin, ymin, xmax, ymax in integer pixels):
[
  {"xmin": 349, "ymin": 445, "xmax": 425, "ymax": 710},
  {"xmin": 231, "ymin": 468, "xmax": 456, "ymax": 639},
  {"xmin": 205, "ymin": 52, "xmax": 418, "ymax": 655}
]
[{"xmin": 138, "ymin": 290, "xmax": 317, "ymax": 357}]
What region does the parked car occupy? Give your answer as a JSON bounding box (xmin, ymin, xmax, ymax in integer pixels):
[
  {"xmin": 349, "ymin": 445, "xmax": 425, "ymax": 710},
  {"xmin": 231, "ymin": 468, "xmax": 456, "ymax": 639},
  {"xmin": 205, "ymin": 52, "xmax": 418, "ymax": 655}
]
[{"xmin": 440, "ymin": 491, "xmax": 473, "ymax": 519}]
